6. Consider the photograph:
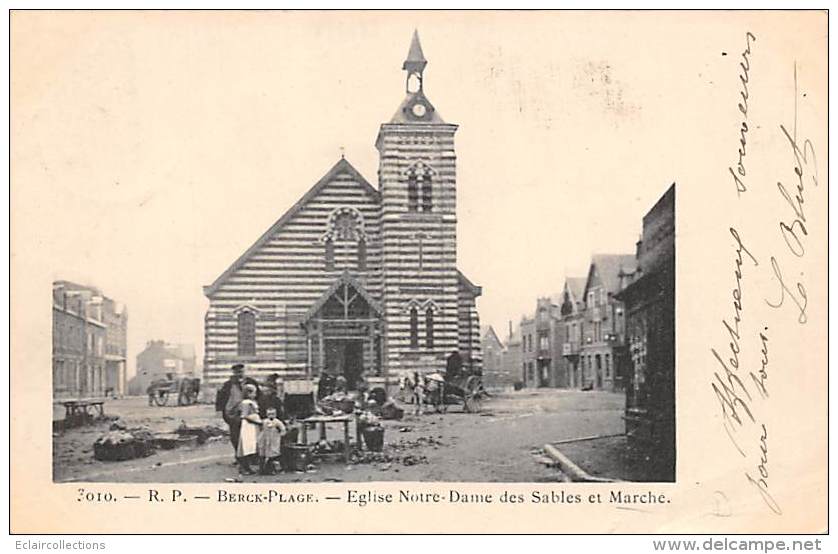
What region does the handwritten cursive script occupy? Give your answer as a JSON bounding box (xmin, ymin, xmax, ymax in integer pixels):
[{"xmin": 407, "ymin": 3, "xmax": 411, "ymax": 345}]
[
  {"xmin": 764, "ymin": 63, "xmax": 817, "ymax": 325},
  {"xmin": 708, "ymin": 37, "xmax": 827, "ymax": 518},
  {"xmin": 728, "ymin": 32, "xmax": 756, "ymax": 197}
]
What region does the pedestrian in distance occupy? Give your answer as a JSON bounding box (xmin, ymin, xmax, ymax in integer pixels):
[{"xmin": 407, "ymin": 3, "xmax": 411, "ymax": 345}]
[{"xmin": 412, "ymin": 371, "xmax": 425, "ymax": 416}]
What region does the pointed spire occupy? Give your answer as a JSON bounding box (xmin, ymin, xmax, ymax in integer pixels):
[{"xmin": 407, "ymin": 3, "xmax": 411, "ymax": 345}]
[{"xmin": 402, "ymin": 30, "xmax": 427, "ymax": 72}]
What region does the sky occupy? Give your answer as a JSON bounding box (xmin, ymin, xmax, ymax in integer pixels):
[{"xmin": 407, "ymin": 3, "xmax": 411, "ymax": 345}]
[{"xmin": 14, "ymin": 11, "xmax": 696, "ymax": 376}]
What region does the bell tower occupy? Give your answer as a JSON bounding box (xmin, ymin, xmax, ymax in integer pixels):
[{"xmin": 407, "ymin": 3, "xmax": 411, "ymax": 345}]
[
  {"xmin": 403, "ymin": 29, "xmax": 427, "ymax": 94},
  {"xmin": 376, "ymin": 31, "xmax": 460, "ymax": 383}
]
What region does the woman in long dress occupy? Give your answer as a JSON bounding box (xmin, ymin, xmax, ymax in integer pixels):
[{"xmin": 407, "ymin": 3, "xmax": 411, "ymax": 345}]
[{"xmin": 237, "ymin": 383, "xmax": 261, "ymax": 474}]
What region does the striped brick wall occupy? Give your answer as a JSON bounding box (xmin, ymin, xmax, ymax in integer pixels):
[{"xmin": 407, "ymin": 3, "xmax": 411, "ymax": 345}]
[
  {"xmin": 203, "ymin": 164, "xmax": 382, "ymax": 385},
  {"xmin": 377, "ymin": 123, "xmax": 463, "ymax": 380}
]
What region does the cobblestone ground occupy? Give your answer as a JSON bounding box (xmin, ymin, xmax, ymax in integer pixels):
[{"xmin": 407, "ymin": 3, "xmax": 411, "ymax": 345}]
[{"xmin": 53, "ymin": 389, "xmax": 628, "ymax": 483}]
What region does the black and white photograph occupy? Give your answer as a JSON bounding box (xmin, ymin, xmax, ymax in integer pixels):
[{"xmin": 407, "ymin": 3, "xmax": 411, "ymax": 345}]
[{"xmin": 44, "ymin": 17, "xmax": 676, "ymax": 485}]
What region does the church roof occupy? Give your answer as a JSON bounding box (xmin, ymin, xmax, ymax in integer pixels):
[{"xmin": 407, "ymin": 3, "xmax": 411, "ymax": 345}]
[
  {"xmin": 457, "ymin": 270, "xmax": 482, "ymax": 297},
  {"xmin": 203, "ymin": 158, "xmax": 379, "ymax": 297}
]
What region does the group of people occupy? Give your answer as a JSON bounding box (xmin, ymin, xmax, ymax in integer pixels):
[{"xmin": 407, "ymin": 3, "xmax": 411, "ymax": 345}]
[
  {"xmin": 215, "ymin": 364, "xmax": 288, "ymax": 475},
  {"xmin": 402, "ymin": 350, "xmax": 467, "ymax": 415},
  {"xmin": 216, "ymin": 351, "xmax": 471, "ymax": 472}
]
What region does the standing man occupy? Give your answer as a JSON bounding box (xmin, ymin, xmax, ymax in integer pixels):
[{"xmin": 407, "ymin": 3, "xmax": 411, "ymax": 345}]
[
  {"xmin": 446, "ymin": 350, "xmax": 463, "ymax": 380},
  {"xmin": 215, "ymin": 364, "xmax": 259, "ymax": 461}
]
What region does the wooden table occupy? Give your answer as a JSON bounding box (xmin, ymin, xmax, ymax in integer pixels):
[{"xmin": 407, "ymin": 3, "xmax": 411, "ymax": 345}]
[
  {"xmin": 61, "ymin": 399, "xmax": 106, "ymax": 428},
  {"xmin": 297, "ymin": 413, "xmax": 361, "ymax": 463}
]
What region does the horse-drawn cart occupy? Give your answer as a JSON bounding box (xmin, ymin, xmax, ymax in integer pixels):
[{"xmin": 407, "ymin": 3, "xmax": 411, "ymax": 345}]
[
  {"xmin": 146, "ymin": 374, "xmax": 201, "ymax": 407},
  {"xmin": 425, "ymin": 369, "xmax": 484, "ymax": 413}
]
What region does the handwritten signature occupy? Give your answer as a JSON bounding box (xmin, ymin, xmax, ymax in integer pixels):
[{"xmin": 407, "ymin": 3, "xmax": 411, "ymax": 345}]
[{"xmin": 764, "ymin": 64, "xmax": 817, "ymax": 324}]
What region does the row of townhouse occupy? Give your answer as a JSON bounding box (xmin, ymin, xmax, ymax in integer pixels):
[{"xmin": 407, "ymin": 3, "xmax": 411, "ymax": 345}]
[
  {"xmin": 482, "ymin": 184, "xmax": 674, "ymax": 400},
  {"xmin": 517, "ymin": 253, "xmax": 638, "ymax": 392}
]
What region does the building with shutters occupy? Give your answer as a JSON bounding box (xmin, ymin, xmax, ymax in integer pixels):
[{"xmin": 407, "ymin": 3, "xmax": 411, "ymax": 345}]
[
  {"xmin": 52, "ymin": 281, "xmax": 127, "ymax": 399},
  {"xmin": 556, "ymin": 276, "xmax": 586, "ymax": 388},
  {"xmin": 577, "ymin": 254, "xmax": 638, "ymax": 391},
  {"xmin": 202, "ymin": 32, "xmax": 482, "ymax": 391}
]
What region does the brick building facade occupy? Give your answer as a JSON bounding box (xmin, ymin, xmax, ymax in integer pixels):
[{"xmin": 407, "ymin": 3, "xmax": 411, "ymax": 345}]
[{"xmin": 52, "ymin": 281, "xmax": 127, "ymax": 399}]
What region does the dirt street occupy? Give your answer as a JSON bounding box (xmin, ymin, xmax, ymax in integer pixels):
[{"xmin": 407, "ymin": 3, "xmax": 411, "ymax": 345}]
[{"xmin": 53, "ymin": 389, "xmax": 626, "ymax": 483}]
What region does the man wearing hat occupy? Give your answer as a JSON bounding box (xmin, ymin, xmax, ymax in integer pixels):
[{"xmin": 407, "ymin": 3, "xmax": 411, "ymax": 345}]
[{"xmin": 215, "ymin": 363, "xmax": 260, "ymax": 460}]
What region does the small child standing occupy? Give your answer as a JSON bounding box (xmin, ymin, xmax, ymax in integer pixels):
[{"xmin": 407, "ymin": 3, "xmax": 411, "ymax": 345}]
[{"xmin": 257, "ymin": 407, "xmax": 286, "ymax": 475}]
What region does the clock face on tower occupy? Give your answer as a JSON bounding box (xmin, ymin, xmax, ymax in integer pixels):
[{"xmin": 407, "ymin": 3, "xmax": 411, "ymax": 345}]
[{"xmin": 405, "ymin": 98, "xmax": 432, "ymax": 121}]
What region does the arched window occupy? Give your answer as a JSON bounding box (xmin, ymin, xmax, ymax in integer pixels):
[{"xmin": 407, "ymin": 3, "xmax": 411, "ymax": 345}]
[
  {"xmin": 237, "ymin": 310, "xmax": 256, "ymax": 356},
  {"xmin": 409, "ymin": 307, "xmax": 419, "ymax": 349},
  {"xmin": 325, "ymin": 239, "xmax": 335, "ymax": 271},
  {"xmin": 422, "ymin": 173, "xmax": 433, "ymax": 212},
  {"xmin": 425, "ymin": 307, "xmax": 434, "ymax": 349},
  {"xmin": 407, "ymin": 173, "xmax": 419, "ymax": 212},
  {"xmin": 358, "ymin": 239, "xmax": 367, "ymax": 271}
]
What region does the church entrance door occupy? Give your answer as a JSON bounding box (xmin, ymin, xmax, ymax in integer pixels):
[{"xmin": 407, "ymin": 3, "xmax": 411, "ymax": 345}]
[
  {"xmin": 302, "ymin": 272, "xmax": 384, "ymax": 384},
  {"xmin": 324, "ymin": 339, "xmax": 364, "ymax": 390}
]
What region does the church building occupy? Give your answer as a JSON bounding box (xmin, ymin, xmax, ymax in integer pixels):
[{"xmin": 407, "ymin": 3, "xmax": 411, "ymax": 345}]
[{"xmin": 203, "ymin": 32, "xmax": 482, "ymax": 392}]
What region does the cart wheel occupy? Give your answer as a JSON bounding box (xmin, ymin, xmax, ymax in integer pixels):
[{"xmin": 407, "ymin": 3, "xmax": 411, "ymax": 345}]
[{"xmin": 153, "ymin": 391, "xmax": 169, "ymax": 406}]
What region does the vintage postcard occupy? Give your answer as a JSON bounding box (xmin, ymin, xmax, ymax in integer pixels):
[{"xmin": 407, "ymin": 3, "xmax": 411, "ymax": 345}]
[{"xmin": 10, "ymin": 10, "xmax": 827, "ymax": 533}]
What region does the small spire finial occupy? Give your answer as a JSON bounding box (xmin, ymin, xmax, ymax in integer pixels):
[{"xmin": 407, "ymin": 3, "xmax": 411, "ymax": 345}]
[
  {"xmin": 403, "ymin": 30, "xmax": 427, "ymax": 72},
  {"xmin": 339, "ymin": 146, "xmax": 345, "ymax": 159}
]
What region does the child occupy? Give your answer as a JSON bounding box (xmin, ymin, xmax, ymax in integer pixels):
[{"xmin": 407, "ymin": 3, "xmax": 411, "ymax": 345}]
[
  {"xmin": 257, "ymin": 407, "xmax": 286, "ymax": 475},
  {"xmin": 237, "ymin": 383, "xmax": 261, "ymax": 475}
]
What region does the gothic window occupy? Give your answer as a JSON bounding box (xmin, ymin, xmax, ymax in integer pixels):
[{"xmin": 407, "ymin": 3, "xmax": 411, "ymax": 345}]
[
  {"xmin": 422, "ymin": 173, "xmax": 432, "ymax": 212},
  {"xmin": 325, "ymin": 239, "xmax": 335, "ymax": 271},
  {"xmin": 237, "ymin": 310, "xmax": 256, "ymax": 356},
  {"xmin": 406, "ymin": 163, "xmax": 434, "ymax": 213},
  {"xmin": 358, "ymin": 239, "xmax": 367, "ymax": 271},
  {"xmin": 408, "ymin": 173, "xmax": 419, "ymax": 212},
  {"xmin": 425, "ymin": 307, "xmax": 434, "ymax": 349},
  {"xmin": 333, "ymin": 212, "xmax": 358, "ymax": 241},
  {"xmin": 322, "ymin": 208, "xmax": 366, "ymax": 270},
  {"xmin": 409, "ymin": 308, "xmax": 419, "ymax": 349}
]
